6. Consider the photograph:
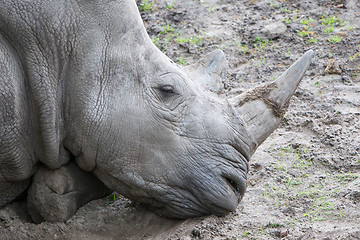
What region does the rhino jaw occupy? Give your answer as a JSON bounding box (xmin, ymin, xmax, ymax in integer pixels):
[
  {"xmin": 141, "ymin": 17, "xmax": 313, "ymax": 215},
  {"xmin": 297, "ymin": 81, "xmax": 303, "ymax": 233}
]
[{"xmin": 229, "ymin": 50, "xmax": 314, "ymax": 148}]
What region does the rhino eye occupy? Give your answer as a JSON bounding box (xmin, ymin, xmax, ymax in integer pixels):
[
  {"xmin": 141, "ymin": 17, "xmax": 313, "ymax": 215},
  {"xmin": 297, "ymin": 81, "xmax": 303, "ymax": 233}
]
[
  {"xmin": 159, "ymin": 85, "xmax": 175, "ymax": 94},
  {"xmin": 157, "ymin": 85, "xmax": 176, "ymax": 98}
]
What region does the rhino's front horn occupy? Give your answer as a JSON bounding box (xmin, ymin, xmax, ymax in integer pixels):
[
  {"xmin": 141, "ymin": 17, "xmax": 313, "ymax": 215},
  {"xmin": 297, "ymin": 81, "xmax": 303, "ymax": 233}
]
[{"xmin": 229, "ymin": 50, "xmax": 314, "ymax": 147}]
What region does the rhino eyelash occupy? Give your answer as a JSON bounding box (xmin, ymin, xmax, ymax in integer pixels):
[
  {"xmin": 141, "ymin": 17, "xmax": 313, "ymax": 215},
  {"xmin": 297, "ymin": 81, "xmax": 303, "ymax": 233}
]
[{"xmin": 158, "ymin": 85, "xmax": 175, "ymax": 94}]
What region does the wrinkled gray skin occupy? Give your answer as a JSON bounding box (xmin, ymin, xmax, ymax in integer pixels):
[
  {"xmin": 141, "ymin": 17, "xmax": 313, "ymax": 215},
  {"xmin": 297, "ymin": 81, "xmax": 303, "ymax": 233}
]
[{"xmin": 0, "ymin": 0, "xmax": 313, "ymax": 222}]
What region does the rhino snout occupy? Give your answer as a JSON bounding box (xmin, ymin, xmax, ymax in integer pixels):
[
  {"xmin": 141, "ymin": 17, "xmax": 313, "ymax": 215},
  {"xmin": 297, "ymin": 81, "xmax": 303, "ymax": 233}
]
[{"xmin": 155, "ymin": 169, "xmax": 247, "ymax": 219}]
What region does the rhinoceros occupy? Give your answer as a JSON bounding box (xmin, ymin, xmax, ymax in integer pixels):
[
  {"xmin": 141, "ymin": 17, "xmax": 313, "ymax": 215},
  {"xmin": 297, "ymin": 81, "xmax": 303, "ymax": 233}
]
[{"xmin": 0, "ymin": 0, "xmax": 313, "ymax": 222}]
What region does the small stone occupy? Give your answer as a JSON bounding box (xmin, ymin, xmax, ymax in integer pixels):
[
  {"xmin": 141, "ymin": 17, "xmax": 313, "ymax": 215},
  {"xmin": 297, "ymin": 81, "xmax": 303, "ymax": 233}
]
[
  {"xmin": 191, "ymin": 229, "xmax": 201, "ymax": 238},
  {"xmin": 342, "ymin": 75, "xmax": 353, "ymax": 84},
  {"xmin": 324, "ymin": 59, "xmax": 342, "ymax": 75},
  {"xmin": 281, "ymin": 206, "xmax": 296, "ymax": 217},
  {"xmin": 337, "ymin": 31, "xmax": 347, "ymax": 37},
  {"xmin": 280, "ymin": 228, "xmax": 289, "ymax": 238},
  {"xmin": 260, "ymin": 21, "xmax": 287, "ymax": 39}
]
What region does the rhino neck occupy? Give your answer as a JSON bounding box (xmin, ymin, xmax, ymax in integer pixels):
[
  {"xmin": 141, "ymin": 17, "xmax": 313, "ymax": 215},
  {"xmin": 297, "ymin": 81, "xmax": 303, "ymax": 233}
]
[{"xmin": 0, "ymin": 0, "xmax": 154, "ymax": 170}]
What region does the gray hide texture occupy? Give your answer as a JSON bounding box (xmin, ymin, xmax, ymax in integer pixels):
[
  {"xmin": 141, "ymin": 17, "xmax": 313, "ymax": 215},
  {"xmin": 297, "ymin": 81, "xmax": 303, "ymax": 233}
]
[{"xmin": 0, "ymin": 0, "xmax": 313, "ymax": 222}]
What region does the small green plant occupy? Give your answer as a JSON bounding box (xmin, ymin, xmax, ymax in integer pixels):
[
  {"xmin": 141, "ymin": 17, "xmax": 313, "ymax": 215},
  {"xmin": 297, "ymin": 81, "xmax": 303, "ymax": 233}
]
[
  {"xmin": 208, "ymin": 5, "xmax": 218, "ymax": 12},
  {"xmin": 300, "ymin": 17, "xmax": 315, "ymax": 25},
  {"xmin": 297, "ymin": 26, "xmax": 313, "ymax": 37},
  {"xmin": 314, "ymin": 80, "xmax": 320, "ymax": 87},
  {"xmin": 266, "ymin": 222, "xmax": 283, "ymax": 228},
  {"xmin": 294, "ymin": 184, "xmax": 325, "ymax": 199},
  {"xmin": 176, "ymin": 37, "xmax": 188, "ymax": 44},
  {"xmin": 161, "ymin": 23, "xmax": 174, "ymax": 35},
  {"xmin": 285, "ymin": 177, "xmax": 303, "ymax": 188},
  {"xmin": 178, "ymin": 56, "xmax": 187, "ymax": 65},
  {"xmin": 254, "ymin": 39, "xmax": 268, "ymax": 52},
  {"xmin": 189, "ymin": 36, "xmax": 202, "ymax": 45},
  {"xmin": 275, "ymin": 160, "xmax": 286, "ymax": 171},
  {"xmin": 284, "ymin": 16, "xmax": 299, "ymax": 24},
  {"xmin": 307, "ymin": 37, "xmax": 318, "ymax": 45},
  {"xmin": 323, "ymin": 26, "xmax": 334, "ymax": 34},
  {"xmin": 150, "ymin": 23, "xmax": 179, "ymax": 52},
  {"xmin": 345, "ymin": 25, "xmax": 356, "ymax": 31},
  {"xmin": 166, "ymin": 1, "xmax": 175, "ymax": 9},
  {"xmin": 328, "ymin": 35, "xmax": 342, "ymax": 43},
  {"xmin": 139, "ymin": 0, "xmax": 154, "ymax": 12},
  {"xmin": 349, "ymin": 52, "xmax": 360, "ymax": 61},
  {"xmin": 280, "ymin": 8, "xmax": 290, "ymax": 13},
  {"xmin": 280, "ymin": 144, "xmax": 294, "ymax": 153},
  {"xmin": 105, "ymin": 194, "xmax": 117, "ymax": 205},
  {"xmin": 151, "ymin": 36, "xmax": 161, "ymax": 48},
  {"xmin": 295, "ymin": 148, "xmax": 313, "ymax": 168},
  {"xmin": 336, "ymin": 172, "xmax": 359, "ymax": 183},
  {"xmin": 242, "ymin": 230, "xmax": 250, "ymax": 237},
  {"xmin": 176, "ymin": 35, "xmax": 203, "ymax": 45},
  {"xmin": 239, "ymin": 44, "xmax": 249, "ymax": 54},
  {"xmin": 320, "ymin": 16, "xmax": 341, "ymax": 26},
  {"xmin": 259, "ymin": 56, "xmax": 266, "ymax": 65},
  {"xmin": 304, "ymin": 197, "xmax": 336, "ymax": 221}
]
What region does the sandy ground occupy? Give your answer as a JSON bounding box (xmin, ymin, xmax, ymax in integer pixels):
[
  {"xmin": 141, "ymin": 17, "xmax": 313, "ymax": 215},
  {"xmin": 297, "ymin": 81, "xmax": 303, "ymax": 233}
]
[{"xmin": 1, "ymin": 0, "xmax": 359, "ymax": 239}]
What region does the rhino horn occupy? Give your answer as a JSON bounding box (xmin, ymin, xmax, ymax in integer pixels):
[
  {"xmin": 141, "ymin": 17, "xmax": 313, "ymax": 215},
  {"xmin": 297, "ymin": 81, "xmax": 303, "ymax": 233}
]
[
  {"xmin": 186, "ymin": 49, "xmax": 227, "ymax": 93},
  {"xmin": 229, "ymin": 50, "xmax": 314, "ymax": 149}
]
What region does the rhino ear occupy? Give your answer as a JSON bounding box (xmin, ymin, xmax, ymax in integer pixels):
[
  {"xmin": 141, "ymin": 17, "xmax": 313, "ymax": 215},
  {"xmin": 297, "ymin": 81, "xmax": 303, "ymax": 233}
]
[
  {"xmin": 186, "ymin": 49, "xmax": 228, "ymax": 93},
  {"xmin": 229, "ymin": 50, "xmax": 314, "ymax": 148}
]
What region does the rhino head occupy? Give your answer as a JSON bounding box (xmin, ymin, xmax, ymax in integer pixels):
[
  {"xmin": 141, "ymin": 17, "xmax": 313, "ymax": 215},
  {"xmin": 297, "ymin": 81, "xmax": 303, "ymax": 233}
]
[
  {"xmin": 60, "ymin": 1, "xmax": 312, "ymax": 218},
  {"xmin": 0, "ymin": 0, "xmax": 313, "ymax": 220},
  {"xmin": 63, "ymin": 1, "xmax": 313, "ymax": 218}
]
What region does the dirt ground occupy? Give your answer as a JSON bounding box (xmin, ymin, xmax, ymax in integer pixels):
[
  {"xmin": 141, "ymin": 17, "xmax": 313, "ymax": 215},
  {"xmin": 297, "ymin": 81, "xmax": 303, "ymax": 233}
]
[{"xmin": 1, "ymin": 0, "xmax": 359, "ymax": 239}]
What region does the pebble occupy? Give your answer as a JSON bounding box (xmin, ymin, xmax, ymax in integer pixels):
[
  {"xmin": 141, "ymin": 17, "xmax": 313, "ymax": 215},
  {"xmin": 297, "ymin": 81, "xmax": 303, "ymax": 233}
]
[
  {"xmin": 192, "ymin": 228, "xmax": 201, "ymax": 238},
  {"xmin": 260, "ymin": 21, "xmax": 287, "ymax": 39},
  {"xmin": 280, "ymin": 228, "xmax": 289, "ymax": 238}
]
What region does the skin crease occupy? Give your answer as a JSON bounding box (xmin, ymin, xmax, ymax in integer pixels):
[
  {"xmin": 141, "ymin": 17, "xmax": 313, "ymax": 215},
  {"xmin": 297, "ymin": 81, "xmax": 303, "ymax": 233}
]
[{"xmin": 0, "ymin": 0, "xmax": 256, "ymax": 219}]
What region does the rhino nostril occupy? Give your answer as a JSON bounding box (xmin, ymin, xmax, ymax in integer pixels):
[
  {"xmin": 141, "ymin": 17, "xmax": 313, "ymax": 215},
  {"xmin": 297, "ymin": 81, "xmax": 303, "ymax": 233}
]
[{"xmin": 224, "ymin": 177, "xmax": 242, "ymax": 198}]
